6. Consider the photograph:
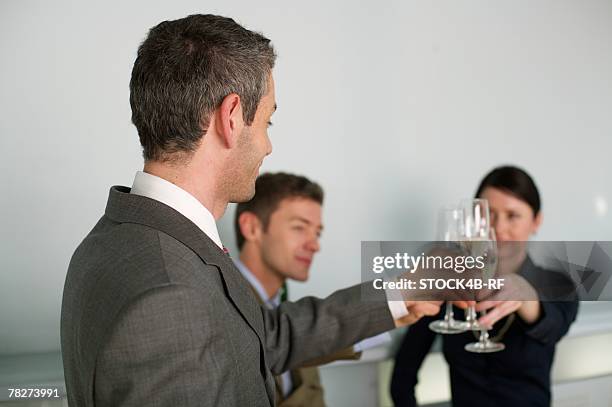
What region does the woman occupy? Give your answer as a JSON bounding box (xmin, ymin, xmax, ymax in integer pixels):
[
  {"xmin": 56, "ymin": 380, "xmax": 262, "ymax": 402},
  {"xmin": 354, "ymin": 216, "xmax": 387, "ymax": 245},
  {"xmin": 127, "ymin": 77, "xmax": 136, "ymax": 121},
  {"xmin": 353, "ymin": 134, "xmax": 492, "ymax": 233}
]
[{"xmin": 391, "ymin": 165, "xmax": 579, "ymax": 407}]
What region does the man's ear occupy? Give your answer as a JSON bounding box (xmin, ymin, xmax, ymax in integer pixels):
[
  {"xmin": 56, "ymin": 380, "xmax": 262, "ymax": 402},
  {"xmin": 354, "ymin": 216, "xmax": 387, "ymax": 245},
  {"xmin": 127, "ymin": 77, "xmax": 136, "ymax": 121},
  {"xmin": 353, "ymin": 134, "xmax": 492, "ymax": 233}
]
[
  {"xmin": 215, "ymin": 93, "xmax": 244, "ymax": 149},
  {"xmin": 238, "ymin": 211, "xmax": 263, "ymax": 244}
]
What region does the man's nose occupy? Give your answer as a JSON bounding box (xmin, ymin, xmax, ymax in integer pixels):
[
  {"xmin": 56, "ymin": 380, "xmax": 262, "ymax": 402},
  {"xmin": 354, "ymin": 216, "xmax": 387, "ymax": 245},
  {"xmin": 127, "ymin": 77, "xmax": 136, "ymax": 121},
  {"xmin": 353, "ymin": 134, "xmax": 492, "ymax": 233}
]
[
  {"xmin": 265, "ymin": 135, "xmax": 273, "ymax": 156},
  {"xmin": 305, "ymin": 236, "xmax": 320, "ymax": 253}
]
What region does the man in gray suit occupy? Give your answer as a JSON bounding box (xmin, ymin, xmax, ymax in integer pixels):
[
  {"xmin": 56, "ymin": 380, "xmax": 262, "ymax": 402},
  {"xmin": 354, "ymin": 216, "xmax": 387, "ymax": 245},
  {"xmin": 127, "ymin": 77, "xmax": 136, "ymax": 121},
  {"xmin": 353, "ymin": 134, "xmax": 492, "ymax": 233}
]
[{"xmin": 61, "ymin": 14, "xmax": 440, "ymax": 407}]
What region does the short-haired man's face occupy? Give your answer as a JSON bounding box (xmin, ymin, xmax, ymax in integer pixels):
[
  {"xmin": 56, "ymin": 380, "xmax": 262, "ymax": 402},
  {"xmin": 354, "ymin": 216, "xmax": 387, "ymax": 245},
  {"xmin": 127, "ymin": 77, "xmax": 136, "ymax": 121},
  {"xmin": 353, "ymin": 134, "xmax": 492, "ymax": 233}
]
[
  {"xmin": 229, "ymin": 75, "xmax": 276, "ymax": 202},
  {"xmin": 259, "ymin": 197, "xmax": 323, "ymax": 282}
]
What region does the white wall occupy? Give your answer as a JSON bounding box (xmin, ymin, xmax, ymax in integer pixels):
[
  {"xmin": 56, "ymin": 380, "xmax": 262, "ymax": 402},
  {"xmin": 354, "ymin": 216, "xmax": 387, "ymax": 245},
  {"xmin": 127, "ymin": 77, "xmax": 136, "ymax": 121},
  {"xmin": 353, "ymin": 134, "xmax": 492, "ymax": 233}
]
[{"xmin": 1, "ymin": 0, "xmax": 611, "ymax": 354}]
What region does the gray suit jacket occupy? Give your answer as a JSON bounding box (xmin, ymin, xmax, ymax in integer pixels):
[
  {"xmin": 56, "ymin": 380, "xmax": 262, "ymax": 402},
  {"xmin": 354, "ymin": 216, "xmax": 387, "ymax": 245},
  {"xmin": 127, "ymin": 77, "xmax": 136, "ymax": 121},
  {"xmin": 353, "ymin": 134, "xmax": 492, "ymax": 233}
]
[{"xmin": 61, "ymin": 186, "xmax": 394, "ymax": 406}]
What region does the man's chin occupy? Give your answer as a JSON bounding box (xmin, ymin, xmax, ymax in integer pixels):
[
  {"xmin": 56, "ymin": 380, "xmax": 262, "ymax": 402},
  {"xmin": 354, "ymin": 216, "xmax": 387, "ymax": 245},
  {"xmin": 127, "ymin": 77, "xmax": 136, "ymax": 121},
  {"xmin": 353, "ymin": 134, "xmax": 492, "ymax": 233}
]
[
  {"xmin": 290, "ymin": 271, "xmax": 309, "ymax": 282},
  {"xmin": 229, "ymin": 184, "xmax": 256, "ymax": 203}
]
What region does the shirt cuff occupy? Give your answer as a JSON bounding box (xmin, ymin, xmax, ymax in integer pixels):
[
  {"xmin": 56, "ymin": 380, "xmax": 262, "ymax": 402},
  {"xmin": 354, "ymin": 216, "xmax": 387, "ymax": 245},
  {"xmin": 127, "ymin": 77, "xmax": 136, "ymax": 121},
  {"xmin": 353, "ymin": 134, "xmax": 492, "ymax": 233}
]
[
  {"xmin": 386, "ymin": 297, "xmax": 409, "ymax": 320},
  {"xmin": 384, "ymin": 277, "xmax": 410, "ymax": 319}
]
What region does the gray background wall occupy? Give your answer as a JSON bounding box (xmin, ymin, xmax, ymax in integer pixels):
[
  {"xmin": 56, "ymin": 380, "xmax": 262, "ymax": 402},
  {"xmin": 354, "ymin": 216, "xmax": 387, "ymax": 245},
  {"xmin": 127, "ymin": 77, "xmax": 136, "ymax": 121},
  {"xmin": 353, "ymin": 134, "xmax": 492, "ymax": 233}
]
[{"xmin": 1, "ymin": 0, "xmax": 611, "ymax": 355}]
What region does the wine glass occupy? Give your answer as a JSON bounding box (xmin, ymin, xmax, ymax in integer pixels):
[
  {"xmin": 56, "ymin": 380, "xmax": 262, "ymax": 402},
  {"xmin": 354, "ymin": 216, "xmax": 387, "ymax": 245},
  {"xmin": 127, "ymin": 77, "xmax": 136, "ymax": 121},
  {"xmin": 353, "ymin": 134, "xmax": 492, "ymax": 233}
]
[
  {"xmin": 460, "ymin": 198, "xmax": 505, "ymax": 353},
  {"xmin": 459, "ymin": 198, "xmax": 489, "ymax": 331},
  {"xmin": 428, "ymin": 207, "xmax": 469, "ymax": 334},
  {"xmin": 464, "ymin": 227, "xmax": 505, "ymax": 353}
]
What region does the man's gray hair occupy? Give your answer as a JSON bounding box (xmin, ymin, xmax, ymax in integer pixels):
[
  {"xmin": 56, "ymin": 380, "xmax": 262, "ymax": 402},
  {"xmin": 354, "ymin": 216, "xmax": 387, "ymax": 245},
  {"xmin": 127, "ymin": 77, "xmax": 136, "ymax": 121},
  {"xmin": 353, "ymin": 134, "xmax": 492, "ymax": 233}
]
[{"xmin": 130, "ymin": 14, "xmax": 276, "ymax": 161}]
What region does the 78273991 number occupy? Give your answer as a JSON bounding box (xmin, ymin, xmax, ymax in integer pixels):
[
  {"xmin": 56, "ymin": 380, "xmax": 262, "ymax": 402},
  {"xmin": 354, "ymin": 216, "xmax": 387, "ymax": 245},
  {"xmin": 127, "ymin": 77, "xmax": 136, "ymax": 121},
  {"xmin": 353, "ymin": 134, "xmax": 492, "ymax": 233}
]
[{"xmin": 8, "ymin": 388, "xmax": 60, "ymax": 398}]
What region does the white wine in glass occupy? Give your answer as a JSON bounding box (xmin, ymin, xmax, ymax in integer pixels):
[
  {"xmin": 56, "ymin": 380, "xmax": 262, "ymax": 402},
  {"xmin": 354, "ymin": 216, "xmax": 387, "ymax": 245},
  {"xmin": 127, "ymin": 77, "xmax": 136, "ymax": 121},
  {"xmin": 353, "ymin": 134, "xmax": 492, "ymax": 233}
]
[{"xmin": 428, "ymin": 206, "xmax": 469, "ymax": 334}]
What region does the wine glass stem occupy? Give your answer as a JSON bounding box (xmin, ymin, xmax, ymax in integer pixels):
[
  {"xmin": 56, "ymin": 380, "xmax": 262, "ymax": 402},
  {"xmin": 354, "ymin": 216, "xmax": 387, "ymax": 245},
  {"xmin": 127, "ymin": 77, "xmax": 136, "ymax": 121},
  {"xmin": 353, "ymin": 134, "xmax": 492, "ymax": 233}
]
[
  {"xmin": 479, "ymin": 328, "xmax": 489, "ymax": 343},
  {"xmin": 444, "ymin": 302, "xmax": 454, "ymax": 322},
  {"xmin": 466, "ymin": 306, "xmax": 477, "ymax": 323},
  {"xmin": 479, "ymin": 310, "xmax": 489, "ymax": 343}
]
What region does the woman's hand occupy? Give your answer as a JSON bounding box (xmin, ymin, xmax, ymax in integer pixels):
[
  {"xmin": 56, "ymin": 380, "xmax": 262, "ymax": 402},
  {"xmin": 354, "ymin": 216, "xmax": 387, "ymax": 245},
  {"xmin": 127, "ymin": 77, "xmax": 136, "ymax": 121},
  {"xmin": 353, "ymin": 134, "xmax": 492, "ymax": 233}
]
[{"xmin": 475, "ymin": 274, "xmax": 540, "ymax": 327}]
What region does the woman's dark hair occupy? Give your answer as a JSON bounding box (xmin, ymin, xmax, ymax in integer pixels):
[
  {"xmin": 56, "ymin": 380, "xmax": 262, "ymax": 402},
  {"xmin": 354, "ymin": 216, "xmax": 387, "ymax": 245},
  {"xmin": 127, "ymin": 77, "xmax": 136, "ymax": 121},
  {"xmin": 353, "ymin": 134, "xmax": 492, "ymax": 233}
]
[{"xmin": 475, "ymin": 166, "xmax": 541, "ymax": 216}]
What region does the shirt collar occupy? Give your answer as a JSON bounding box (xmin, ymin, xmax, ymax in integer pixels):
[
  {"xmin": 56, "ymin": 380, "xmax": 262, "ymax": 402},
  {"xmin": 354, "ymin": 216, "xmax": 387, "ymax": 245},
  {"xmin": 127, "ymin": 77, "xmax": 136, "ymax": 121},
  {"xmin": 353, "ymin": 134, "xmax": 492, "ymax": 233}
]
[
  {"xmin": 129, "ymin": 171, "xmax": 223, "ymax": 249},
  {"xmin": 233, "ymin": 259, "xmax": 281, "ymax": 309}
]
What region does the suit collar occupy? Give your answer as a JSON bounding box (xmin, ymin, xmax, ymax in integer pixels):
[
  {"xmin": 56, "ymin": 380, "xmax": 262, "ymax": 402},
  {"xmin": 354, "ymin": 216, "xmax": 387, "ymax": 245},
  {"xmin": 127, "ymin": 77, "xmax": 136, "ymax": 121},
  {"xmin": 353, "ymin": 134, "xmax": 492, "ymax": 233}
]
[{"xmin": 105, "ymin": 185, "xmax": 227, "ymax": 267}]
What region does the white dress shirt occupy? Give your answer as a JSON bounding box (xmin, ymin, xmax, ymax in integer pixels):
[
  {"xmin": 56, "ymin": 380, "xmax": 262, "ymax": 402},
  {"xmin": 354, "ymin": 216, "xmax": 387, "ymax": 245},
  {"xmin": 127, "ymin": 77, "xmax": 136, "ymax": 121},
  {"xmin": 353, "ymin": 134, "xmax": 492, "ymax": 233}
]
[{"xmin": 130, "ymin": 171, "xmax": 223, "ymax": 248}]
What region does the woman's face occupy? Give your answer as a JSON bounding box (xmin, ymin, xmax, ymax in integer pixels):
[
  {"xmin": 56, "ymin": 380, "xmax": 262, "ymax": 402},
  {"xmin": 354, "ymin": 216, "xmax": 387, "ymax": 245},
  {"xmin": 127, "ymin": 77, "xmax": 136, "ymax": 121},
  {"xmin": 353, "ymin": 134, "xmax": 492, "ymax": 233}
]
[{"xmin": 479, "ymin": 187, "xmax": 542, "ymax": 243}]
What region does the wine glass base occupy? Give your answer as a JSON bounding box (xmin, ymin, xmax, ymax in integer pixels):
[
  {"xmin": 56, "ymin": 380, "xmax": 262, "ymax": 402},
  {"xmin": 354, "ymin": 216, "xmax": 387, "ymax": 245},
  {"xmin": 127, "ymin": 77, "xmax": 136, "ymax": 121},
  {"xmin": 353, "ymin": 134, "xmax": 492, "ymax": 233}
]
[
  {"xmin": 429, "ymin": 320, "xmax": 469, "ymax": 334},
  {"xmin": 465, "ymin": 340, "xmax": 505, "ymax": 353}
]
